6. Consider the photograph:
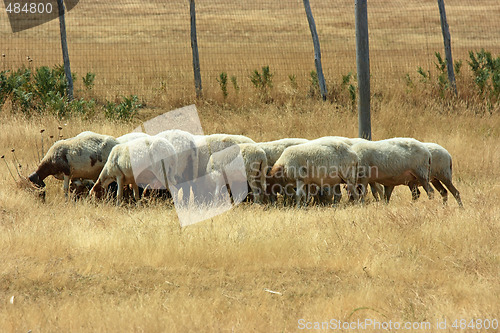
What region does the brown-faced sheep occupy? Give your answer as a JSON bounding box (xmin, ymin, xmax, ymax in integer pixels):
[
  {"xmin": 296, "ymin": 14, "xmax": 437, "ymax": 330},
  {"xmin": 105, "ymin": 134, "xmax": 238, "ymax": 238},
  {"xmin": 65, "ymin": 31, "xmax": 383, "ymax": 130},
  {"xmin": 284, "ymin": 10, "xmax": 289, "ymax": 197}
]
[{"xmin": 28, "ymin": 131, "xmax": 118, "ymax": 196}]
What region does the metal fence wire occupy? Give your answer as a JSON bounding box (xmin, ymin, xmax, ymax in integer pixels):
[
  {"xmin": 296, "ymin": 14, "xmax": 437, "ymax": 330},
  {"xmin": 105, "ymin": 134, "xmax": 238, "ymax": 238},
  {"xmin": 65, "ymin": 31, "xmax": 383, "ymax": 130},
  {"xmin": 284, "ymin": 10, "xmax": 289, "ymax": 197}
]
[{"xmin": 1, "ymin": 0, "xmax": 499, "ymax": 101}]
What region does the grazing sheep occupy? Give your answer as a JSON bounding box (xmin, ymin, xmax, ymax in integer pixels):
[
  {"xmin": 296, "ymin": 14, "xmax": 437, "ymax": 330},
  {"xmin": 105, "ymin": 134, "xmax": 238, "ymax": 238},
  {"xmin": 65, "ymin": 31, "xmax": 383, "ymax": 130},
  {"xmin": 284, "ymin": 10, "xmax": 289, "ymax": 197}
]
[
  {"xmin": 207, "ymin": 143, "xmax": 268, "ymax": 204},
  {"xmin": 116, "ymin": 132, "xmax": 150, "ymax": 144},
  {"xmin": 69, "ymin": 178, "xmax": 95, "ymax": 199},
  {"xmin": 408, "ymin": 142, "xmax": 463, "ymax": 207},
  {"xmin": 28, "ymin": 131, "xmax": 118, "ymax": 196},
  {"xmin": 191, "ymin": 134, "xmax": 255, "ymax": 203},
  {"xmin": 350, "ymin": 138, "xmax": 433, "ymax": 203},
  {"xmin": 256, "ymin": 138, "xmax": 309, "ymax": 168},
  {"xmin": 256, "ymin": 138, "xmax": 309, "ymax": 203},
  {"xmin": 89, "ymin": 136, "xmax": 178, "ymax": 204},
  {"xmin": 155, "ymin": 129, "xmax": 199, "ymax": 204},
  {"xmin": 315, "ymin": 136, "xmax": 368, "ymax": 147},
  {"xmin": 268, "ymin": 140, "xmax": 360, "ymax": 207},
  {"xmin": 194, "ymin": 134, "xmax": 256, "ymax": 177},
  {"xmin": 313, "ymin": 136, "xmax": 383, "ymax": 203}
]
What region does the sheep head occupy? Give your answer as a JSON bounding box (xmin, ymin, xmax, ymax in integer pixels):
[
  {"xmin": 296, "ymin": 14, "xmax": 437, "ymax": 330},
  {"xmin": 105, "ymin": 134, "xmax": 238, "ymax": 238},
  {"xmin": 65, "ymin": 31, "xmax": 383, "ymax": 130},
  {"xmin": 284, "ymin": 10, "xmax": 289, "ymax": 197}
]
[{"xmin": 28, "ymin": 172, "xmax": 46, "ymax": 188}]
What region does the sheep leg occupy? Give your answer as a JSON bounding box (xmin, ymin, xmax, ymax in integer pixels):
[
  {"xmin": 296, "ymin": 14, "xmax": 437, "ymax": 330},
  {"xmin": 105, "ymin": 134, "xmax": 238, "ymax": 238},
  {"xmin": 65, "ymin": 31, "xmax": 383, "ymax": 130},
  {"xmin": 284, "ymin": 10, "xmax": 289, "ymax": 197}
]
[
  {"xmin": 408, "ymin": 181, "xmax": 421, "ymax": 201},
  {"xmin": 63, "ymin": 175, "xmax": 70, "ymax": 198},
  {"xmin": 248, "ymin": 175, "xmax": 262, "ymax": 204},
  {"xmin": 307, "ymin": 184, "xmax": 318, "ymax": 205},
  {"xmin": 332, "ymin": 184, "xmax": 342, "ymax": 204},
  {"xmin": 429, "ymin": 179, "xmax": 448, "ymax": 204},
  {"xmin": 370, "ymin": 182, "xmax": 384, "ymax": 201},
  {"xmin": 346, "ymin": 182, "xmax": 359, "ymax": 202},
  {"xmin": 267, "ymin": 183, "xmax": 280, "ymax": 205},
  {"xmin": 295, "ymin": 180, "xmax": 306, "ymax": 208},
  {"xmin": 441, "ymin": 178, "xmax": 463, "ymax": 208},
  {"xmin": 356, "ymin": 179, "xmax": 369, "ymax": 203},
  {"xmin": 116, "ymin": 176, "xmax": 124, "ymax": 205},
  {"xmin": 176, "ymin": 183, "xmax": 191, "ymax": 206},
  {"xmin": 316, "ymin": 186, "xmax": 333, "ymax": 206},
  {"xmin": 415, "ymin": 174, "xmax": 434, "ymax": 200},
  {"xmin": 132, "ymin": 183, "xmax": 140, "ymax": 201},
  {"xmin": 383, "ymin": 185, "xmax": 394, "ymax": 203}
]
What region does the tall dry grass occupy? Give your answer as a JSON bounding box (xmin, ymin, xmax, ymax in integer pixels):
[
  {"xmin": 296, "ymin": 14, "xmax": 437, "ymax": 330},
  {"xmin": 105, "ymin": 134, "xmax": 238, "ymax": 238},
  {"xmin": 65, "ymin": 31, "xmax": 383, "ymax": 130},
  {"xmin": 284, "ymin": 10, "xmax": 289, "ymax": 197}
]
[
  {"xmin": 1, "ymin": 0, "xmax": 500, "ymax": 331},
  {"xmin": 0, "ymin": 99, "xmax": 499, "ymax": 332}
]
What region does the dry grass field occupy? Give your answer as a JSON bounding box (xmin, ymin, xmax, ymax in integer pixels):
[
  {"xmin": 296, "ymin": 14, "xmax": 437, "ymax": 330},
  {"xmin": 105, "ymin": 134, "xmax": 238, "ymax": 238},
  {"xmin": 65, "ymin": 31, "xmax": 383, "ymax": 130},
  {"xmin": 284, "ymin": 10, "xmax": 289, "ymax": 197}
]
[
  {"xmin": 1, "ymin": 1, "xmax": 500, "ymax": 332},
  {"xmin": 1, "ymin": 103, "xmax": 499, "ymax": 332}
]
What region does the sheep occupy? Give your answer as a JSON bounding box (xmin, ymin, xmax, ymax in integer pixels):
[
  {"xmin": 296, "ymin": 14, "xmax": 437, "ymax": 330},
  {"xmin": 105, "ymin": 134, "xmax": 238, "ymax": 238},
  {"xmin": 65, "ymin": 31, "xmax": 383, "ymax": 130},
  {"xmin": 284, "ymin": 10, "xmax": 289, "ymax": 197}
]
[
  {"xmin": 350, "ymin": 138, "xmax": 433, "ymax": 203},
  {"xmin": 256, "ymin": 138, "xmax": 309, "ymax": 203},
  {"xmin": 256, "ymin": 138, "xmax": 309, "ymax": 168},
  {"xmin": 89, "ymin": 136, "xmax": 178, "ymax": 204},
  {"xmin": 28, "ymin": 131, "xmax": 118, "ymax": 196},
  {"xmin": 116, "ymin": 132, "xmax": 150, "ymax": 144},
  {"xmin": 192, "ymin": 134, "xmax": 255, "ymax": 203},
  {"xmin": 408, "ymin": 142, "xmax": 463, "ymax": 207},
  {"xmin": 69, "ymin": 178, "xmax": 95, "ymax": 199},
  {"xmin": 194, "ymin": 134, "xmax": 255, "ymax": 177},
  {"xmin": 207, "ymin": 143, "xmax": 268, "ymax": 204},
  {"xmin": 155, "ymin": 129, "xmax": 199, "ymax": 205},
  {"xmin": 313, "ymin": 136, "xmax": 383, "ymax": 203},
  {"xmin": 268, "ymin": 140, "xmax": 360, "ymax": 207}
]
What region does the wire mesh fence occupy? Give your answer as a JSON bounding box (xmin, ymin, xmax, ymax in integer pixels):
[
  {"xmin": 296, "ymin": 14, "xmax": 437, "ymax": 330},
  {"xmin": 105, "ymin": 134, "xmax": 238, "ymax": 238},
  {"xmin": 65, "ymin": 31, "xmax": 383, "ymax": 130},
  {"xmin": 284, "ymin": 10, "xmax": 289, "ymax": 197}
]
[{"xmin": 1, "ymin": 0, "xmax": 500, "ymax": 103}]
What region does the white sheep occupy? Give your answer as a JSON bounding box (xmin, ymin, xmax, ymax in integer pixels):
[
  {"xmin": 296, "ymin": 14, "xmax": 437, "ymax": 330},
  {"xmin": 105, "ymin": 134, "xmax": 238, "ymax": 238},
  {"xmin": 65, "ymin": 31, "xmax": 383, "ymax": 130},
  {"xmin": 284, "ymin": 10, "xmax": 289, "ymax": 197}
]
[
  {"xmin": 408, "ymin": 142, "xmax": 463, "ymax": 207},
  {"xmin": 350, "ymin": 138, "xmax": 433, "ymax": 203},
  {"xmin": 89, "ymin": 136, "xmax": 178, "ymax": 204},
  {"xmin": 190, "ymin": 134, "xmax": 255, "ymax": 203},
  {"xmin": 28, "ymin": 131, "xmax": 118, "ymax": 196},
  {"xmin": 268, "ymin": 140, "xmax": 360, "ymax": 207},
  {"xmin": 193, "ymin": 134, "xmax": 255, "ymax": 177},
  {"xmin": 116, "ymin": 132, "xmax": 150, "ymax": 144},
  {"xmin": 155, "ymin": 129, "xmax": 199, "ymax": 204},
  {"xmin": 256, "ymin": 138, "xmax": 309, "ymax": 167},
  {"xmin": 256, "ymin": 138, "xmax": 309, "ymax": 203},
  {"xmin": 207, "ymin": 143, "xmax": 268, "ymax": 204},
  {"xmin": 313, "ymin": 136, "xmax": 383, "ymax": 203}
]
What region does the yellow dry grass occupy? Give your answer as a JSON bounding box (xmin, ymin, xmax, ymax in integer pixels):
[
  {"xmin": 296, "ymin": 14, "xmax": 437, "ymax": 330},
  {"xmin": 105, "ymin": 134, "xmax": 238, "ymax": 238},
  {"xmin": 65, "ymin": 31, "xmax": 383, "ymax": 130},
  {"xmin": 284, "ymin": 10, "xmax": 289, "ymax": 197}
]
[
  {"xmin": 1, "ymin": 1, "xmax": 500, "ymax": 332},
  {"xmin": 0, "ymin": 101, "xmax": 499, "ymax": 332}
]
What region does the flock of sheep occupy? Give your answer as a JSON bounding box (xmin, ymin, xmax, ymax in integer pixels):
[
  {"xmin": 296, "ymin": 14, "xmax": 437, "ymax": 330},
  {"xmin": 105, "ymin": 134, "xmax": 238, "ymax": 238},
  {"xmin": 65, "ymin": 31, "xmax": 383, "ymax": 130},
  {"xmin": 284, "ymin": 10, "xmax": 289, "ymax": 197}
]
[{"xmin": 27, "ymin": 129, "xmax": 463, "ymax": 208}]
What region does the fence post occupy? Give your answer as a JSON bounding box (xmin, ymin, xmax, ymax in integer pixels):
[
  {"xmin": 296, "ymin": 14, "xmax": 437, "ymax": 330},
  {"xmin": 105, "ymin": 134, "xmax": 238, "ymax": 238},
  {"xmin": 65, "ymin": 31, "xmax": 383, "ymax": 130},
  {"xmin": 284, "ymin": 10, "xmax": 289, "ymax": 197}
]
[
  {"xmin": 190, "ymin": 0, "xmax": 202, "ymax": 98},
  {"xmin": 355, "ymin": 0, "xmax": 371, "ymax": 140},
  {"xmin": 57, "ymin": 0, "xmax": 73, "ymax": 100},
  {"xmin": 303, "ymin": 0, "xmax": 327, "ymax": 101},
  {"xmin": 437, "ymin": 0, "xmax": 457, "ymax": 95}
]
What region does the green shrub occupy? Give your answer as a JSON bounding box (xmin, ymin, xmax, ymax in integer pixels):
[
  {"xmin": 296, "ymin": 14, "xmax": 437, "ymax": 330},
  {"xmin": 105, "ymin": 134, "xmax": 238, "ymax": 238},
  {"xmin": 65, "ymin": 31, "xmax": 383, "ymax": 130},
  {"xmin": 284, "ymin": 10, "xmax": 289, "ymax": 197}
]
[
  {"xmin": 83, "ymin": 72, "xmax": 96, "ymax": 90},
  {"xmin": 308, "ymin": 70, "xmax": 320, "ymax": 98},
  {"xmin": 230, "ymin": 75, "xmax": 240, "ymax": 93},
  {"xmin": 0, "ymin": 65, "xmax": 98, "ymax": 116},
  {"xmin": 288, "ymin": 74, "xmax": 298, "ymax": 90},
  {"xmin": 468, "ymin": 49, "xmax": 500, "ymax": 101},
  {"xmin": 216, "ymin": 72, "xmax": 228, "ymax": 99},
  {"xmin": 104, "ymin": 95, "xmax": 142, "ymax": 121},
  {"xmin": 341, "ymin": 72, "xmax": 357, "ymax": 108},
  {"xmin": 250, "ymin": 66, "xmax": 273, "ymax": 101}
]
